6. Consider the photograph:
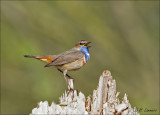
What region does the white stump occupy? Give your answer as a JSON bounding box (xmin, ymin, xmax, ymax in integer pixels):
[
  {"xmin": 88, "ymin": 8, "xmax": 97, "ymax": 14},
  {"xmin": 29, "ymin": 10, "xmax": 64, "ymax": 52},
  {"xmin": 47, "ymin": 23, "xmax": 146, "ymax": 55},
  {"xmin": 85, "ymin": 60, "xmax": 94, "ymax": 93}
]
[{"xmin": 31, "ymin": 70, "xmax": 139, "ymax": 115}]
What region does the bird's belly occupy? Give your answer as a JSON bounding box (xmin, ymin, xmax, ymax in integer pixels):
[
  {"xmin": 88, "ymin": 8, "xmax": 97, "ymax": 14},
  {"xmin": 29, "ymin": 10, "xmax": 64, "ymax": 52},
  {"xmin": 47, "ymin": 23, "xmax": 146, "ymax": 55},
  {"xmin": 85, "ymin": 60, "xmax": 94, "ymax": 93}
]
[{"xmin": 57, "ymin": 57, "xmax": 85, "ymax": 71}]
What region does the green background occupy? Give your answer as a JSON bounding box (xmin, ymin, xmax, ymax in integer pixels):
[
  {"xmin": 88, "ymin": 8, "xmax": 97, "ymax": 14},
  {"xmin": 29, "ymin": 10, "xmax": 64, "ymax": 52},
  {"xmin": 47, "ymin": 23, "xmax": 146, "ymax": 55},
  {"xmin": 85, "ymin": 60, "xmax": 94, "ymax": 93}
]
[{"xmin": 1, "ymin": 1, "xmax": 159, "ymax": 114}]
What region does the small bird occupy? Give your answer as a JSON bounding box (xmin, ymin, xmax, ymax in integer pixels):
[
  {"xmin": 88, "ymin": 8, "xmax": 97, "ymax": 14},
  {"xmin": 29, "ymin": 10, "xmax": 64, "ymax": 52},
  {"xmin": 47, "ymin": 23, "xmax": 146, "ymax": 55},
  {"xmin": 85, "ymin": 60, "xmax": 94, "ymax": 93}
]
[{"xmin": 24, "ymin": 40, "xmax": 91, "ymax": 89}]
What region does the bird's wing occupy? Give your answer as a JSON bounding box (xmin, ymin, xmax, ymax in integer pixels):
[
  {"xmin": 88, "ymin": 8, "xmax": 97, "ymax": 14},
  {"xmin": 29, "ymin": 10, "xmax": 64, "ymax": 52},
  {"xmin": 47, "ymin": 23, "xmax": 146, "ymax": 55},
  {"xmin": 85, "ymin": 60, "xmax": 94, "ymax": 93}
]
[{"xmin": 44, "ymin": 50, "xmax": 84, "ymax": 67}]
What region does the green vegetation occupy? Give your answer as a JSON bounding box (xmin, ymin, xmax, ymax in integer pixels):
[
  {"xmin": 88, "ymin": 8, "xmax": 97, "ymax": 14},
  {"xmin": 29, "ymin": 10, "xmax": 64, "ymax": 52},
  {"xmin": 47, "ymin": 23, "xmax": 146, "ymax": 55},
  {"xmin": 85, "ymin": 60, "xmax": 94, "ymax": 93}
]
[{"xmin": 1, "ymin": 1, "xmax": 159, "ymax": 114}]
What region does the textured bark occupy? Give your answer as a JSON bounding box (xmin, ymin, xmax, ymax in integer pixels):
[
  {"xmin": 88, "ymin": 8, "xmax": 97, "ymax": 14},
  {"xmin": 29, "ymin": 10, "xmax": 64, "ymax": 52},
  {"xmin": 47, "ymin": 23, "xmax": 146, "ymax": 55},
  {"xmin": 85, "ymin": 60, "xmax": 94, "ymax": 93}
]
[{"xmin": 31, "ymin": 70, "xmax": 139, "ymax": 115}]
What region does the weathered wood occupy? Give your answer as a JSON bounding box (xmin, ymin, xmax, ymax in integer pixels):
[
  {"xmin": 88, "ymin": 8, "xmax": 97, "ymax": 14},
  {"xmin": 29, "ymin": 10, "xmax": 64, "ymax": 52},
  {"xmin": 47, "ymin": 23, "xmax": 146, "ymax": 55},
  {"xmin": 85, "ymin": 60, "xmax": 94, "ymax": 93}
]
[
  {"xmin": 31, "ymin": 70, "xmax": 139, "ymax": 115},
  {"xmin": 68, "ymin": 78, "xmax": 74, "ymax": 90}
]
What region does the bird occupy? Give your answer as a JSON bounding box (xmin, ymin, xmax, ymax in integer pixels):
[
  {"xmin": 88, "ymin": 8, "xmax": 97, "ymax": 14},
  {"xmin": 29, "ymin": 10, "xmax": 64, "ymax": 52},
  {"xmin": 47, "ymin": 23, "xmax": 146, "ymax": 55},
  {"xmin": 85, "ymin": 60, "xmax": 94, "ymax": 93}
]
[{"xmin": 24, "ymin": 40, "xmax": 91, "ymax": 89}]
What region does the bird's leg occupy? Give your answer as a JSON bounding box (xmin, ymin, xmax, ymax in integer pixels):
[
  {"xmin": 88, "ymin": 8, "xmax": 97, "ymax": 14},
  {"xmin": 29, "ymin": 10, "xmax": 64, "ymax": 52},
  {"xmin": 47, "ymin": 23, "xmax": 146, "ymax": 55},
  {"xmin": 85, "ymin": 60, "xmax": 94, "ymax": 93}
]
[
  {"xmin": 63, "ymin": 70, "xmax": 75, "ymax": 92},
  {"xmin": 66, "ymin": 74, "xmax": 73, "ymax": 79},
  {"xmin": 57, "ymin": 68, "xmax": 74, "ymax": 79},
  {"xmin": 57, "ymin": 68, "xmax": 74, "ymax": 92}
]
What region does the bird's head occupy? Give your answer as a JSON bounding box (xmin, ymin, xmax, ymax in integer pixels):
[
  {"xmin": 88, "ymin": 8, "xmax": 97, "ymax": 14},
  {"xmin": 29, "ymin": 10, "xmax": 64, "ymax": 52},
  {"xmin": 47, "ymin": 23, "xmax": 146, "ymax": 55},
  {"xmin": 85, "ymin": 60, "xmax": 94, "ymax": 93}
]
[{"xmin": 75, "ymin": 40, "xmax": 91, "ymax": 49}]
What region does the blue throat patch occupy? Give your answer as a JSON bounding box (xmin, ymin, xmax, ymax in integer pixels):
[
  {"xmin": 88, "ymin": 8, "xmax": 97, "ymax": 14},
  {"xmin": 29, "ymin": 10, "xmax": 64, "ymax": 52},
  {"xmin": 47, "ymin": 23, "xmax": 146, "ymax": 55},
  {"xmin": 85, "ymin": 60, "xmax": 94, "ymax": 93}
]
[{"xmin": 80, "ymin": 46, "xmax": 90, "ymax": 61}]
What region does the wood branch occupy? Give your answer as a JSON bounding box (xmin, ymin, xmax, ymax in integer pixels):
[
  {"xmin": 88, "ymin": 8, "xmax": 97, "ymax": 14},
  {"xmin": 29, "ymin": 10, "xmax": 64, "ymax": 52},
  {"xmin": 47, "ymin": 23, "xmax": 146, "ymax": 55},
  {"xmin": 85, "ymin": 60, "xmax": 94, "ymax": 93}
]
[{"xmin": 30, "ymin": 70, "xmax": 139, "ymax": 115}]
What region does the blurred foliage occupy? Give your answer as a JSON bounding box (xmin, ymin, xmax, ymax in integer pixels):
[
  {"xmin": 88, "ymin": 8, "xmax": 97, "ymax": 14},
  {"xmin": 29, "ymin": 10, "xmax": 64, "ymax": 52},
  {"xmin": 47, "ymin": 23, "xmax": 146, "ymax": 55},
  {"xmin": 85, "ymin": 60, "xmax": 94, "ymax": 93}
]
[{"xmin": 1, "ymin": 1, "xmax": 159, "ymax": 114}]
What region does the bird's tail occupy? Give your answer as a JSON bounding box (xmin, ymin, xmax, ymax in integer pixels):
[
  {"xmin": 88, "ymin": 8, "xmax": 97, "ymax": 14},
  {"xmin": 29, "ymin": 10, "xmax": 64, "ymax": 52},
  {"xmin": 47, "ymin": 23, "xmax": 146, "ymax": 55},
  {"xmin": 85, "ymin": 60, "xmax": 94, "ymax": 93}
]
[
  {"xmin": 24, "ymin": 55, "xmax": 53, "ymax": 63},
  {"xmin": 24, "ymin": 55, "xmax": 37, "ymax": 58}
]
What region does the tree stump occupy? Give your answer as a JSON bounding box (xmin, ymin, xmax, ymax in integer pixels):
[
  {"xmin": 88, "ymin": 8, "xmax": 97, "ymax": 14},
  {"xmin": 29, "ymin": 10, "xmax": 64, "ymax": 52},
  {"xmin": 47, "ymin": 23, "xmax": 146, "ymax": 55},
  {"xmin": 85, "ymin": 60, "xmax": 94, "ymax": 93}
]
[{"xmin": 31, "ymin": 70, "xmax": 139, "ymax": 115}]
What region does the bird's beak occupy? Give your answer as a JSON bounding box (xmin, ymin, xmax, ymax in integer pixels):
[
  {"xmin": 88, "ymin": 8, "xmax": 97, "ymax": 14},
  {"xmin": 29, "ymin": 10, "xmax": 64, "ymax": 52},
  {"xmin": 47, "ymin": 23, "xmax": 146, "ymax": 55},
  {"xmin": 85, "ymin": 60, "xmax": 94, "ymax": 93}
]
[{"xmin": 84, "ymin": 41, "xmax": 91, "ymax": 46}]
